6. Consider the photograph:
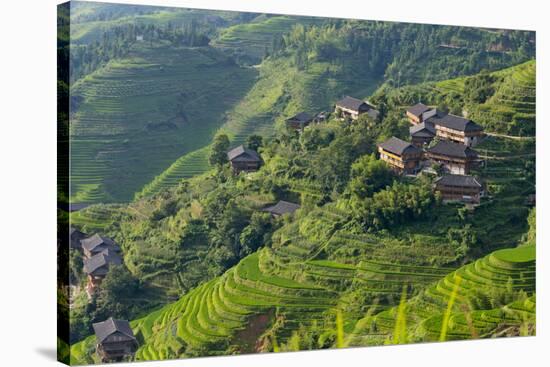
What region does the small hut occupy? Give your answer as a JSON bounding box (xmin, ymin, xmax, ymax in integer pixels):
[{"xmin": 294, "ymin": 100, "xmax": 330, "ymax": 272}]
[
  {"xmin": 263, "ymin": 200, "xmax": 301, "ymax": 217},
  {"xmin": 334, "ymin": 96, "xmax": 375, "ymax": 120},
  {"xmin": 286, "ymin": 112, "xmax": 314, "ymax": 131},
  {"xmin": 227, "ymin": 145, "xmax": 262, "ymax": 174}
]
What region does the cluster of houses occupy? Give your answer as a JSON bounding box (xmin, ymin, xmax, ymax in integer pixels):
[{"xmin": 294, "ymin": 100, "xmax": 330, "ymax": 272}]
[
  {"xmin": 225, "ymin": 97, "xmax": 488, "ymax": 205},
  {"xmin": 378, "ymin": 102, "xmax": 486, "ymax": 205},
  {"xmin": 70, "ymin": 228, "xmax": 137, "ymax": 361},
  {"xmin": 282, "ymin": 95, "xmax": 380, "ymax": 132},
  {"xmin": 70, "ymin": 228, "xmax": 123, "ymax": 297}
]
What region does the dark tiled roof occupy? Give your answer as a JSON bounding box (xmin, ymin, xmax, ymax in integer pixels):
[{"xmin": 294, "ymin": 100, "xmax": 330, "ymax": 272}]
[
  {"xmin": 427, "ymin": 140, "xmax": 478, "ymax": 159},
  {"xmin": 70, "ymin": 227, "xmax": 84, "ymax": 238},
  {"xmin": 406, "ymin": 103, "xmax": 431, "ymax": 117},
  {"xmin": 93, "ymin": 318, "xmax": 136, "ymax": 344},
  {"xmin": 435, "ymin": 174, "xmax": 482, "ymax": 188},
  {"xmin": 286, "ymin": 112, "xmax": 313, "ymax": 123},
  {"xmin": 428, "ymin": 113, "xmax": 483, "ymax": 132},
  {"xmin": 410, "ymin": 122, "xmax": 436, "ymax": 138},
  {"xmin": 80, "ymin": 234, "xmax": 117, "ymax": 252},
  {"xmin": 83, "ymin": 249, "xmax": 122, "ymax": 275},
  {"xmin": 335, "ymin": 96, "xmax": 371, "ymax": 112},
  {"xmin": 227, "ymin": 145, "xmax": 261, "ymax": 162},
  {"xmin": 378, "ymin": 137, "xmax": 422, "ymax": 156},
  {"xmin": 263, "ymin": 201, "xmax": 301, "ymax": 216}
]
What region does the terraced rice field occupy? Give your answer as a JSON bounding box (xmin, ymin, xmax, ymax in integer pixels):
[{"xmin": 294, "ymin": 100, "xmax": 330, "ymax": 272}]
[
  {"xmin": 70, "ymin": 250, "xmax": 339, "ymax": 363},
  {"xmin": 213, "ymin": 15, "xmax": 322, "ymax": 64},
  {"xmin": 438, "ymin": 60, "xmax": 536, "ymax": 135},
  {"xmin": 135, "ymin": 50, "xmax": 382, "ymax": 200},
  {"xmin": 348, "ymin": 245, "xmax": 536, "ymax": 345},
  {"xmin": 69, "ymin": 203, "xmax": 124, "ymax": 233},
  {"xmin": 69, "ymin": 200, "xmax": 535, "ymax": 363},
  {"xmin": 70, "ymin": 42, "xmax": 256, "ymax": 203}
]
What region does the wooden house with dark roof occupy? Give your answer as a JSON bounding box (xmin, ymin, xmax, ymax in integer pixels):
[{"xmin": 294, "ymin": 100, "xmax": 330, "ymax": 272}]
[
  {"xmin": 410, "ymin": 122, "xmax": 436, "ymax": 147},
  {"xmin": 434, "ymin": 174, "xmax": 484, "ymax": 205},
  {"xmin": 80, "ymin": 234, "xmax": 120, "ymax": 259},
  {"xmin": 334, "ymin": 96, "xmax": 376, "ymax": 120},
  {"xmin": 263, "ymin": 200, "xmax": 301, "ymax": 217},
  {"xmin": 286, "ymin": 112, "xmax": 314, "ymax": 131},
  {"xmin": 406, "ymin": 103, "xmax": 433, "ymax": 124},
  {"xmin": 377, "ymin": 136, "xmax": 423, "ymax": 174},
  {"xmin": 83, "ymin": 248, "xmax": 122, "ymax": 292},
  {"xmin": 93, "ymin": 317, "xmax": 138, "ymax": 362},
  {"xmin": 70, "ymin": 227, "xmax": 86, "ymax": 250},
  {"xmin": 427, "ymin": 113, "xmax": 484, "ymax": 147},
  {"xmin": 425, "ymin": 140, "xmax": 479, "ymax": 175},
  {"xmin": 227, "ymin": 145, "xmax": 262, "ymax": 174}
]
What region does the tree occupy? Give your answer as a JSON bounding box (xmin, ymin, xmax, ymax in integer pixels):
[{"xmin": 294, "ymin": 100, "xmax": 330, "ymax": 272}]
[
  {"xmin": 239, "ymin": 212, "xmax": 273, "ymax": 256},
  {"xmin": 209, "ymin": 134, "xmax": 230, "ymax": 167},
  {"xmin": 246, "ymin": 134, "xmax": 263, "ymax": 152},
  {"xmin": 348, "ymin": 154, "xmax": 393, "ymax": 199},
  {"xmin": 96, "ymin": 265, "xmax": 140, "ymax": 319}
]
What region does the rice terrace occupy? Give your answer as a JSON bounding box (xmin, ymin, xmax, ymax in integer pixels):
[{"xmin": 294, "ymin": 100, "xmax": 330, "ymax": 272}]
[{"xmin": 58, "ymin": 1, "xmax": 536, "ymax": 365}]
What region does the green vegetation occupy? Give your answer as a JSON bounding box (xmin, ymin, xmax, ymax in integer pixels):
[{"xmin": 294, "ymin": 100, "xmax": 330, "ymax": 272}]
[
  {"xmin": 64, "ymin": 3, "xmax": 536, "ymax": 364},
  {"xmin": 348, "ymin": 245, "xmax": 535, "ymax": 345},
  {"xmin": 68, "ymin": 7, "xmax": 534, "ymax": 203},
  {"xmin": 70, "ymin": 42, "xmax": 256, "ymax": 203}
]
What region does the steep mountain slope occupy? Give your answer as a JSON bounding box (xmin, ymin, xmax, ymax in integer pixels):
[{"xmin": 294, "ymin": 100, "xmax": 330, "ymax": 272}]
[
  {"xmin": 212, "ymin": 14, "xmax": 323, "ymax": 65},
  {"xmin": 70, "ymin": 227, "xmax": 535, "ymax": 363},
  {"xmin": 134, "ymin": 53, "xmax": 383, "ymax": 199},
  {"xmin": 69, "ymin": 42, "xmax": 256, "ymax": 203},
  {"xmin": 349, "ymin": 246, "xmax": 535, "ymax": 345},
  {"xmin": 69, "ymin": 59, "xmax": 536, "ymax": 363}
]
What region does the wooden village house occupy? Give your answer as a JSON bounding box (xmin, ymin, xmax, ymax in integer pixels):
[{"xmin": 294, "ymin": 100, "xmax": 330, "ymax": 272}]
[
  {"xmin": 334, "ymin": 96, "xmax": 377, "ymax": 120},
  {"xmin": 263, "ymin": 200, "xmax": 301, "ymax": 217},
  {"xmin": 80, "ymin": 234, "xmax": 121, "ymax": 259},
  {"xmin": 409, "ymin": 122, "xmax": 436, "ymax": 147},
  {"xmin": 406, "ymin": 103, "xmax": 435, "ymax": 125},
  {"xmin": 434, "ymin": 174, "xmax": 484, "ymax": 205},
  {"xmin": 83, "ymin": 248, "xmax": 122, "ymax": 293},
  {"xmin": 227, "ymin": 145, "xmax": 262, "ymax": 174},
  {"xmin": 406, "ymin": 103, "xmax": 484, "ymax": 147},
  {"xmin": 377, "ymin": 137, "xmax": 423, "ymax": 174},
  {"xmin": 286, "ymin": 112, "xmax": 314, "ymax": 131},
  {"xmin": 425, "ymin": 140, "xmax": 479, "ymax": 175},
  {"xmin": 428, "ymin": 113, "xmax": 484, "ymax": 147},
  {"xmin": 93, "ymin": 318, "xmax": 138, "ymax": 362}
]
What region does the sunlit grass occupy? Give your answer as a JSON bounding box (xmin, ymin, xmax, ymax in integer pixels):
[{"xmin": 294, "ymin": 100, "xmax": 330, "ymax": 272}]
[{"xmin": 440, "ymin": 276, "xmax": 462, "ymax": 342}]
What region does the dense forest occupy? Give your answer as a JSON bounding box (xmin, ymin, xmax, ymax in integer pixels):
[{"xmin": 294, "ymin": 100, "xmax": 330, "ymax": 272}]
[{"xmin": 58, "ymin": 2, "xmax": 536, "ymax": 365}]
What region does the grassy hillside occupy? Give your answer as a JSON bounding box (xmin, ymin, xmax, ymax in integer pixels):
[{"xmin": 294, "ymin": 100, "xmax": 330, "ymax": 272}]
[
  {"xmin": 349, "ymin": 246, "xmax": 535, "ymax": 345},
  {"xmin": 134, "ymin": 51, "xmax": 383, "ymax": 199},
  {"xmin": 69, "ymin": 1, "xmax": 243, "ymax": 44},
  {"xmin": 65, "ymin": 6, "xmax": 535, "ymax": 363},
  {"xmin": 212, "ymin": 15, "xmax": 323, "ymax": 65},
  {"xmin": 70, "ymin": 234, "xmax": 534, "ymax": 363},
  {"xmin": 70, "ymin": 42, "xmax": 256, "ymax": 203}
]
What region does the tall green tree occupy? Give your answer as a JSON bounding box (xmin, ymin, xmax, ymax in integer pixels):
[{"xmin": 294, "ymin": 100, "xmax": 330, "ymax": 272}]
[
  {"xmin": 209, "ymin": 134, "xmax": 230, "ymax": 167},
  {"xmin": 349, "ymin": 154, "xmax": 393, "ymax": 199}
]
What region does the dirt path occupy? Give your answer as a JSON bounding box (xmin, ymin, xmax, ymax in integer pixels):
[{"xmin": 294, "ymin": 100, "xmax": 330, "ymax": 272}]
[
  {"xmin": 480, "ymin": 153, "xmax": 535, "ymax": 160},
  {"xmin": 485, "ymin": 132, "xmax": 536, "ymax": 141}
]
